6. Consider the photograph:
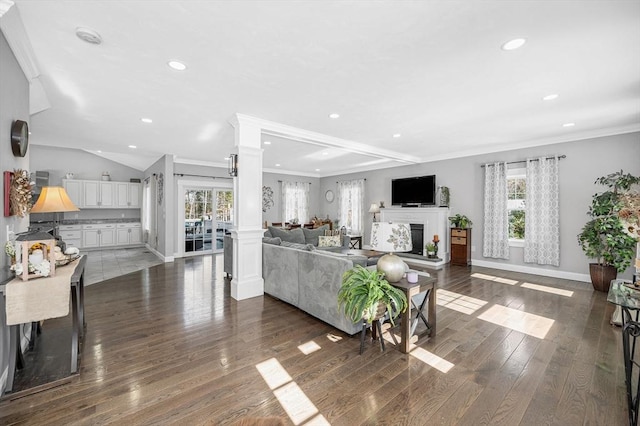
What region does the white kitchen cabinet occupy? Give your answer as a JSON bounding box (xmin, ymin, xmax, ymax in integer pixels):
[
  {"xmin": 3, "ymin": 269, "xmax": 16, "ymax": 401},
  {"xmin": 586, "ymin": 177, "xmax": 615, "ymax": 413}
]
[
  {"xmin": 116, "ymin": 183, "xmax": 141, "ymax": 208},
  {"xmin": 82, "ymin": 181, "xmax": 115, "ymax": 208},
  {"xmin": 116, "ymin": 223, "xmax": 142, "ymax": 245},
  {"xmin": 62, "ymin": 180, "xmax": 83, "ymax": 208},
  {"xmin": 59, "ymin": 224, "xmax": 82, "ymax": 250},
  {"xmin": 82, "ymin": 224, "xmax": 116, "ymax": 248}
]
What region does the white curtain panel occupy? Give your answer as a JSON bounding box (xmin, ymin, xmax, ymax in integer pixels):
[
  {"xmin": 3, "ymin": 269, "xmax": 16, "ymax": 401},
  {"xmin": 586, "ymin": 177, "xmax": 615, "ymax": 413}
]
[
  {"xmin": 281, "ymin": 181, "xmax": 310, "ymax": 223},
  {"xmin": 337, "ymin": 179, "xmax": 365, "ymax": 235},
  {"xmin": 483, "ymin": 162, "xmax": 510, "ymax": 259},
  {"xmin": 524, "ymin": 156, "xmax": 560, "ymax": 266}
]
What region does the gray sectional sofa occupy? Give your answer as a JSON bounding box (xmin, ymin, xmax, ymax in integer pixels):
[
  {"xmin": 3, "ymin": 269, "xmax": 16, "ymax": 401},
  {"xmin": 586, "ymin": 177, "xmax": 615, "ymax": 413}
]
[{"xmin": 223, "ymin": 225, "xmax": 367, "ymax": 335}]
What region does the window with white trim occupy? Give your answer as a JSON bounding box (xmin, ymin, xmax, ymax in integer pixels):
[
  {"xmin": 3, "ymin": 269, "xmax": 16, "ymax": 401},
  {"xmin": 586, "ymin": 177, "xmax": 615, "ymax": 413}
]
[{"xmin": 507, "ymin": 168, "xmax": 526, "ymax": 244}]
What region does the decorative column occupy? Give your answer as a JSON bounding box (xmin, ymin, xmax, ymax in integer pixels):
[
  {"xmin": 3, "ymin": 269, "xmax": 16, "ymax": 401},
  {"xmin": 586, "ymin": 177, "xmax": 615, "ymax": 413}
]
[{"xmin": 229, "ymin": 114, "xmax": 264, "ymax": 300}]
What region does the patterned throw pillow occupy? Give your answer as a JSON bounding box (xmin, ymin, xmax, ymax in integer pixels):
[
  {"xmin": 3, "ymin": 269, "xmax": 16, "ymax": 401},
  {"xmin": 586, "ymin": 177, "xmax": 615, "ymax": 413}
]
[{"xmin": 318, "ymin": 235, "xmax": 341, "ymax": 247}]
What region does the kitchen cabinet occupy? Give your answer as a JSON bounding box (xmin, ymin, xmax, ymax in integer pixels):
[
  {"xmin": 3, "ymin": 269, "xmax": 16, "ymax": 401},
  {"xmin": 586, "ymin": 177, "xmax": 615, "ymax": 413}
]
[
  {"xmin": 116, "ymin": 223, "xmax": 142, "ymax": 245},
  {"xmin": 62, "ymin": 180, "xmax": 83, "ymax": 208},
  {"xmin": 59, "ymin": 224, "xmax": 82, "ymax": 250},
  {"xmin": 116, "ymin": 182, "xmax": 141, "ymax": 208},
  {"xmin": 82, "ymin": 224, "xmax": 116, "ymax": 248},
  {"xmin": 83, "ymin": 181, "xmax": 115, "ymax": 208}
]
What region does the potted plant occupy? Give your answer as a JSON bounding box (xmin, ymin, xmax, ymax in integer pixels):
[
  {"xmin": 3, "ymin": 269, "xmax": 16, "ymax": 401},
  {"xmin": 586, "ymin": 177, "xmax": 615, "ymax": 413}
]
[
  {"xmin": 425, "ymin": 243, "xmax": 437, "ymax": 257},
  {"xmin": 578, "ymin": 170, "xmax": 640, "ymax": 292},
  {"xmin": 449, "ymin": 213, "xmax": 472, "ymax": 229},
  {"xmin": 337, "ymin": 265, "xmax": 407, "ymax": 325}
]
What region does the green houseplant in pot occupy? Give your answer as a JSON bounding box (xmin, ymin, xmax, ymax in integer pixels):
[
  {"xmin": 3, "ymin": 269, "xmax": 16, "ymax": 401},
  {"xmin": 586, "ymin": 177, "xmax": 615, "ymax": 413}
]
[
  {"xmin": 337, "ymin": 265, "xmax": 407, "ymax": 325},
  {"xmin": 577, "ymin": 170, "xmax": 640, "ymax": 292},
  {"xmin": 449, "ymin": 214, "xmax": 472, "ymax": 229}
]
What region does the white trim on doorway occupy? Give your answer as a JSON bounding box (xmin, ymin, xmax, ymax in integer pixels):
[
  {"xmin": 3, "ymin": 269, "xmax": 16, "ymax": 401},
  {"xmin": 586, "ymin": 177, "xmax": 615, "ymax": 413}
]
[{"xmin": 176, "ymin": 179, "xmax": 233, "ymax": 258}]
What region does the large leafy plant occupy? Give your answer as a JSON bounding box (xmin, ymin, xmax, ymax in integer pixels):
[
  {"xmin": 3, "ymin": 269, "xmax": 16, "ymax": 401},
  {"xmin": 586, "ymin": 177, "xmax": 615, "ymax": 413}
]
[
  {"xmin": 577, "ymin": 170, "xmax": 639, "ymax": 272},
  {"xmin": 337, "ymin": 265, "xmax": 407, "ymax": 325}
]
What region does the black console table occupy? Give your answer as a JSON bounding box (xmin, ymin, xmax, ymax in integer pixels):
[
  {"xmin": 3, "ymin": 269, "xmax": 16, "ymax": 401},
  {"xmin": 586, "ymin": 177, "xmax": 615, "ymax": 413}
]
[
  {"xmin": 608, "ymin": 279, "xmax": 640, "ymax": 426},
  {"xmin": 1, "ymin": 255, "xmax": 86, "ymax": 395}
]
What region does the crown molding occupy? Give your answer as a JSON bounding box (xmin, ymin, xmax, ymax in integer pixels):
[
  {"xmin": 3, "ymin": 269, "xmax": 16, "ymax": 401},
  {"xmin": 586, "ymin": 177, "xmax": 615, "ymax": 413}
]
[{"xmin": 415, "ymin": 123, "xmax": 640, "ymax": 165}]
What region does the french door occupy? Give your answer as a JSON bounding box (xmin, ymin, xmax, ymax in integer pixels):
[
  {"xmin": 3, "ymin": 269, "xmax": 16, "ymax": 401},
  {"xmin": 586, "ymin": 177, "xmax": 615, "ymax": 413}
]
[{"xmin": 178, "ymin": 180, "xmax": 233, "ymax": 256}]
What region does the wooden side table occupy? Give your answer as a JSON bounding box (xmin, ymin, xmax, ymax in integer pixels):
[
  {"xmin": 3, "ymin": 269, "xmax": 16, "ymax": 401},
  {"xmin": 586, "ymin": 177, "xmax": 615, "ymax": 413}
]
[
  {"xmin": 390, "ymin": 275, "xmax": 437, "ymax": 353},
  {"xmin": 348, "ymin": 235, "xmax": 362, "ymax": 249},
  {"xmin": 450, "ymin": 227, "xmax": 471, "ymax": 265}
]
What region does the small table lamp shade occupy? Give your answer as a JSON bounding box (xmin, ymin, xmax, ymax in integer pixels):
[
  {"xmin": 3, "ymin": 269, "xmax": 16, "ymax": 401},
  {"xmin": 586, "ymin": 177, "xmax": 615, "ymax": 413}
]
[
  {"xmin": 370, "ymin": 222, "xmax": 412, "ymax": 282},
  {"xmin": 30, "ymin": 186, "xmax": 80, "ymax": 213}
]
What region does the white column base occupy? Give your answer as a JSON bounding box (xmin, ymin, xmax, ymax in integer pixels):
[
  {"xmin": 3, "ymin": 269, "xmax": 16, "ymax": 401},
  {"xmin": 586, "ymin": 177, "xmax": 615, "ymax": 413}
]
[{"xmin": 230, "ymin": 228, "xmax": 264, "ymax": 300}]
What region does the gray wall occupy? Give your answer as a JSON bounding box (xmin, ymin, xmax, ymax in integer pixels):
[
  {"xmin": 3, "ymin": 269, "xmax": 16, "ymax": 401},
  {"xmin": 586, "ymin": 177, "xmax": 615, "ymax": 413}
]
[
  {"xmin": 0, "ymin": 29, "xmax": 30, "ymax": 395},
  {"xmin": 262, "ymin": 172, "xmax": 321, "ymax": 225},
  {"xmin": 320, "ymin": 132, "xmax": 640, "ymax": 281},
  {"xmin": 144, "ymin": 155, "xmax": 174, "ymax": 258}
]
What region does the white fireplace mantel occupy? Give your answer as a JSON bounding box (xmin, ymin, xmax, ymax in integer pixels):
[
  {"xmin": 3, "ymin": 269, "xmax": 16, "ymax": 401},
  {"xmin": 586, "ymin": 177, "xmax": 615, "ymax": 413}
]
[{"xmin": 380, "ymin": 207, "xmax": 450, "ymax": 266}]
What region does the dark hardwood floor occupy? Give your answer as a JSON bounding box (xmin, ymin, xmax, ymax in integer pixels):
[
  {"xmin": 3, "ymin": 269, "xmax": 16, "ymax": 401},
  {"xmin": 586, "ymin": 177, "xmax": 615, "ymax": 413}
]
[{"xmin": 0, "ymin": 255, "xmax": 628, "ymax": 425}]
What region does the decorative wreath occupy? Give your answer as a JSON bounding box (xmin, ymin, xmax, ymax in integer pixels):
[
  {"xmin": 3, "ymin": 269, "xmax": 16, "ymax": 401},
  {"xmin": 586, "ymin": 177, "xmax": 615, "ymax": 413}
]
[{"xmin": 10, "ymin": 169, "xmax": 33, "ymax": 217}]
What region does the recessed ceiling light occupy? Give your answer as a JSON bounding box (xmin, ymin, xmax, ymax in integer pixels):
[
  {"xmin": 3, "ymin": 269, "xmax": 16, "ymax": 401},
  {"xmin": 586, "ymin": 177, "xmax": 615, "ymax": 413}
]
[
  {"xmin": 315, "ymin": 168, "xmax": 320, "ymax": 171},
  {"xmin": 328, "ymin": 113, "xmax": 340, "ymax": 119},
  {"xmin": 263, "ymin": 141, "xmax": 271, "ymax": 145},
  {"xmin": 140, "ymin": 118, "xmax": 153, "ymax": 123},
  {"xmin": 97, "ymin": 150, "xmax": 102, "ymax": 153},
  {"xmin": 128, "ymin": 145, "xmax": 137, "ymax": 149},
  {"xmin": 167, "ymin": 60, "xmax": 187, "ymax": 71},
  {"xmin": 322, "ymin": 152, "xmax": 329, "ymax": 156},
  {"xmin": 75, "ymin": 27, "xmax": 103, "ymax": 45},
  {"xmin": 224, "ymin": 157, "xmax": 230, "ymax": 161},
  {"xmin": 562, "ymin": 122, "xmax": 575, "ymax": 127},
  {"xmin": 501, "ymin": 38, "xmax": 526, "ymax": 51},
  {"xmin": 275, "ymin": 163, "xmax": 281, "ymax": 167},
  {"xmin": 543, "ymin": 94, "xmax": 559, "ymax": 101},
  {"xmin": 393, "ymin": 133, "xmax": 401, "ymax": 138}
]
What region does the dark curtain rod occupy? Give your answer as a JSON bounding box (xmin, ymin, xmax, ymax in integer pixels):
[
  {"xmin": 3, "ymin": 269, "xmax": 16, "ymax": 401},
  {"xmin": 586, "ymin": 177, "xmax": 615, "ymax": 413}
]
[
  {"xmin": 481, "ymin": 155, "xmax": 566, "ymax": 168},
  {"xmin": 174, "ymin": 173, "xmax": 231, "ymax": 179}
]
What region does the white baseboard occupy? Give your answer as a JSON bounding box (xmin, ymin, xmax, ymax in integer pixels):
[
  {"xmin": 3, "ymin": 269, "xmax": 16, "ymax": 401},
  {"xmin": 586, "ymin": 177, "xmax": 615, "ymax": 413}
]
[
  {"xmin": 471, "ymin": 259, "xmax": 591, "ymax": 283},
  {"xmin": 145, "ymin": 244, "xmax": 174, "ymax": 262}
]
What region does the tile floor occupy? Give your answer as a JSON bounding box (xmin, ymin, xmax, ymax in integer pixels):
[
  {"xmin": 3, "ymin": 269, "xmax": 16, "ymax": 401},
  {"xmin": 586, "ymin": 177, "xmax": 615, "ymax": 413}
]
[{"xmin": 84, "ymin": 247, "xmax": 164, "ymax": 285}]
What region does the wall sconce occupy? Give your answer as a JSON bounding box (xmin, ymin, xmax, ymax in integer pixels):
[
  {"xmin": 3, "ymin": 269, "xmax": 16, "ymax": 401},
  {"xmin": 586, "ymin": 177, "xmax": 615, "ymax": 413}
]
[{"xmin": 228, "ymin": 154, "xmax": 238, "ymax": 177}]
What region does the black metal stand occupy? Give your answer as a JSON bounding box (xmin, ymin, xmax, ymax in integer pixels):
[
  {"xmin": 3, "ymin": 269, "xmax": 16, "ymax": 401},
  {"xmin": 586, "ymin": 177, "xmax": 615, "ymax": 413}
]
[{"xmin": 621, "ymin": 307, "xmax": 640, "ymax": 426}]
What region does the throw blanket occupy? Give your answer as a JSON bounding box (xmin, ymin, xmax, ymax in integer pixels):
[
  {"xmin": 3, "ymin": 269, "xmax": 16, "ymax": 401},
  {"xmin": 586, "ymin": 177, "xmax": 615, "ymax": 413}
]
[{"xmin": 5, "ymin": 259, "xmax": 80, "ymax": 326}]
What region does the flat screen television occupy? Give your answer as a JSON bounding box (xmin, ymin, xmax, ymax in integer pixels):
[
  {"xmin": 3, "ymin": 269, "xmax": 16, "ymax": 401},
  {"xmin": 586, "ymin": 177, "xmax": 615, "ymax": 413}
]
[{"xmin": 391, "ymin": 175, "xmax": 436, "ymax": 206}]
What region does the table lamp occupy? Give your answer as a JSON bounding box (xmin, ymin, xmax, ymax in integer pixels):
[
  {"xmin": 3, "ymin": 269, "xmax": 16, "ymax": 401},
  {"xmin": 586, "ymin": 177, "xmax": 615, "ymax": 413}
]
[
  {"xmin": 370, "ymin": 222, "xmax": 412, "ymax": 282},
  {"xmin": 368, "ymin": 203, "xmax": 380, "ymax": 222},
  {"xmin": 30, "ymin": 186, "xmax": 80, "ymax": 214},
  {"xmin": 30, "ymin": 186, "xmax": 80, "ymax": 232}
]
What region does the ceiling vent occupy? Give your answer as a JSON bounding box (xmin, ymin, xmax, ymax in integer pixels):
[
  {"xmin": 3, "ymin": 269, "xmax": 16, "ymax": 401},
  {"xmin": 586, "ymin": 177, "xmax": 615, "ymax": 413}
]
[{"xmin": 75, "ymin": 27, "xmax": 102, "ymax": 45}]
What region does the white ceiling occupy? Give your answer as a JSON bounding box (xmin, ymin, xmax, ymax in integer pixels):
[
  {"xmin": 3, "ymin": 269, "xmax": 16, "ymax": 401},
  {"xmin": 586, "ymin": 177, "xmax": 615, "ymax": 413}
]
[{"xmin": 6, "ymin": 1, "xmax": 640, "ymax": 177}]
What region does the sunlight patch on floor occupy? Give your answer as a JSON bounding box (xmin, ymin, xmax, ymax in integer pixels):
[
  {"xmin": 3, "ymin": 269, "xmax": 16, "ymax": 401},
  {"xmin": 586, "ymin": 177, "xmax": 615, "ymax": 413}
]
[
  {"xmin": 437, "ymin": 289, "xmax": 489, "ymax": 315},
  {"xmin": 410, "ymin": 346, "xmax": 455, "ymax": 373},
  {"xmin": 273, "ymin": 382, "xmax": 320, "ymax": 425},
  {"xmin": 477, "ymin": 304, "xmax": 554, "ymax": 339},
  {"xmin": 521, "ymin": 282, "xmax": 573, "ymax": 297},
  {"xmin": 326, "ymin": 333, "xmax": 343, "ymax": 343},
  {"xmin": 256, "ymin": 358, "xmax": 292, "ymax": 390},
  {"xmin": 471, "ymin": 272, "xmax": 519, "ymax": 285},
  {"xmin": 256, "ymin": 358, "xmax": 322, "ymax": 425},
  {"xmin": 298, "ymin": 340, "xmax": 322, "ymax": 355}
]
